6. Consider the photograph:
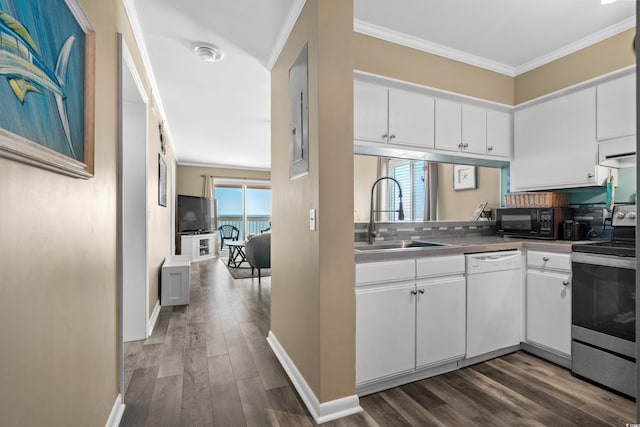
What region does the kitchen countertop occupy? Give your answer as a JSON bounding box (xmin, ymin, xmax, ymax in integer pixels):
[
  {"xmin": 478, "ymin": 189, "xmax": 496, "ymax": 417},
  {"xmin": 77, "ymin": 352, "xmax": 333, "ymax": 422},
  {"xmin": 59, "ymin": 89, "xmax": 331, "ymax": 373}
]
[{"xmin": 354, "ymin": 236, "xmax": 584, "ymax": 263}]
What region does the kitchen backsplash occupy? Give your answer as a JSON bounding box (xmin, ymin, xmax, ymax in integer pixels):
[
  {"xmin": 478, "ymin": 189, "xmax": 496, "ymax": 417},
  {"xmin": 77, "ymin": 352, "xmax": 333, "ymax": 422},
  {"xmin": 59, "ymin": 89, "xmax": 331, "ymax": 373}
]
[
  {"xmin": 354, "ymin": 221, "xmax": 496, "ymax": 243},
  {"xmin": 355, "ymin": 204, "xmax": 614, "ymax": 243}
]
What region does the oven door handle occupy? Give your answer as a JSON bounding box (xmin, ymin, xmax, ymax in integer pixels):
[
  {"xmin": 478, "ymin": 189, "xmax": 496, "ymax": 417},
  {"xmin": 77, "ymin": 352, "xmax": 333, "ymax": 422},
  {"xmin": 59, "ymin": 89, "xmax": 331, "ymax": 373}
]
[{"xmin": 571, "ymin": 252, "xmax": 636, "ymax": 270}]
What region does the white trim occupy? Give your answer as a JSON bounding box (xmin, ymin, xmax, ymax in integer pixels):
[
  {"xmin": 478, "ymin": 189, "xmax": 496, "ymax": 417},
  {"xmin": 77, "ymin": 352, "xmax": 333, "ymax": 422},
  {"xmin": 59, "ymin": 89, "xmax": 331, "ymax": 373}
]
[
  {"xmin": 104, "ymin": 393, "xmax": 125, "ymax": 427},
  {"xmin": 513, "ymin": 64, "xmax": 636, "ymax": 110},
  {"xmin": 515, "ymin": 17, "xmax": 636, "ymax": 75},
  {"xmin": 147, "ymin": 300, "xmax": 161, "ymax": 337},
  {"xmin": 354, "ymin": 17, "xmax": 636, "ymax": 77},
  {"xmin": 354, "ymin": 19, "xmax": 516, "ymax": 77},
  {"xmin": 120, "ymin": 0, "xmax": 178, "ymax": 159},
  {"xmin": 177, "ymin": 160, "xmax": 271, "ymax": 172},
  {"xmin": 266, "ymin": 0, "xmax": 307, "ymax": 71},
  {"xmin": 267, "ymin": 331, "xmax": 362, "ymax": 424}
]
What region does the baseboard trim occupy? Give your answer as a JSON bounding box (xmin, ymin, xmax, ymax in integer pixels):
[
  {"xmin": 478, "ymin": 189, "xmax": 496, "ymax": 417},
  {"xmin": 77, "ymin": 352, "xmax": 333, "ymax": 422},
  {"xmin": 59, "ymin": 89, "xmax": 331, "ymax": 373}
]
[
  {"xmin": 147, "ymin": 300, "xmax": 161, "ymax": 338},
  {"xmin": 267, "ymin": 331, "xmax": 362, "ymax": 424},
  {"xmin": 105, "ymin": 393, "xmax": 125, "ymax": 427}
]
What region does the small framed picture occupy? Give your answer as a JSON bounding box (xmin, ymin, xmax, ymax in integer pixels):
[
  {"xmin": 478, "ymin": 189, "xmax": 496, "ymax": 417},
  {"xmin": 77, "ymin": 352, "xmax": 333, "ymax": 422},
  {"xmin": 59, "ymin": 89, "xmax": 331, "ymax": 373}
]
[
  {"xmin": 158, "ymin": 154, "xmax": 167, "ymax": 207},
  {"xmin": 454, "ymin": 165, "xmax": 476, "ymax": 190}
]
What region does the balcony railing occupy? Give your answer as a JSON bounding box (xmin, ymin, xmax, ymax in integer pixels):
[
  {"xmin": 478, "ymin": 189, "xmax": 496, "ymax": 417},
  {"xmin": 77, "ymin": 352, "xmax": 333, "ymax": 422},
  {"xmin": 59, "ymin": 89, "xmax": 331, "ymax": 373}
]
[{"xmin": 217, "ymin": 215, "xmax": 271, "ymax": 239}]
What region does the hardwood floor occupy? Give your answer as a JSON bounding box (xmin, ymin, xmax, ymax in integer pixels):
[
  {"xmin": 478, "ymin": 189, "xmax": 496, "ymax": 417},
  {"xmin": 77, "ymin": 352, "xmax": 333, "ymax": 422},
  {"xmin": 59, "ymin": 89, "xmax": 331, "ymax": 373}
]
[{"xmin": 121, "ymin": 258, "xmax": 635, "ymax": 426}]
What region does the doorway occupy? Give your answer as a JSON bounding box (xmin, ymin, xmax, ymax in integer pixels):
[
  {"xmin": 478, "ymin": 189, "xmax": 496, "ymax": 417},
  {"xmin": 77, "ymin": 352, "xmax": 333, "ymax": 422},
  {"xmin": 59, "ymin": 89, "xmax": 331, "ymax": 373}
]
[{"xmin": 118, "ymin": 34, "xmax": 149, "ymax": 398}]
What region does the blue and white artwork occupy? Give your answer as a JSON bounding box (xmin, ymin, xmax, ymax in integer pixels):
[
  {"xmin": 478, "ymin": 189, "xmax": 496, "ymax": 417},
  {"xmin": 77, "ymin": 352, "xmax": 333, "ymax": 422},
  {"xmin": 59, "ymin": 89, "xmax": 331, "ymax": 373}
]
[{"xmin": 0, "ymin": 0, "xmax": 86, "ymax": 161}]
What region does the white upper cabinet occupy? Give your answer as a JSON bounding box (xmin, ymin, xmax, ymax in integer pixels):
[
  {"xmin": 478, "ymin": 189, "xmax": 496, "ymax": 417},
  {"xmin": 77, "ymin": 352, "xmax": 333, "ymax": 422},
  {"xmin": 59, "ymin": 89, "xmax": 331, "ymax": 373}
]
[
  {"xmin": 354, "ymin": 80, "xmax": 388, "ymax": 143},
  {"xmin": 354, "ymin": 80, "xmax": 435, "ymax": 147},
  {"xmin": 434, "ymin": 98, "xmax": 462, "ymax": 151},
  {"xmin": 596, "ymin": 73, "xmax": 636, "ymax": 141},
  {"xmin": 512, "ymin": 87, "xmax": 611, "ymax": 191},
  {"xmin": 388, "ymin": 88, "xmax": 435, "ymax": 148},
  {"xmin": 487, "ymin": 110, "xmax": 512, "ymax": 158},
  {"xmin": 461, "ymin": 104, "xmax": 487, "ymax": 154},
  {"xmin": 354, "ymin": 75, "xmax": 512, "ymax": 161}
]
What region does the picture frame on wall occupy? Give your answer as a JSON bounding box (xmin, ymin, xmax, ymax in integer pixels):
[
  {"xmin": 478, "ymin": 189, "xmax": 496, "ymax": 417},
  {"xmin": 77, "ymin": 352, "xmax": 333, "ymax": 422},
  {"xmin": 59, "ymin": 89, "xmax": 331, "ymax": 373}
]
[
  {"xmin": 0, "ymin": 0, "xmax": 96, "ymax": 179},
  {"xmin": 288, "ymin": 43, "xmax": 309, "ymax": 180},
  {"xmin": 158, "ymin": 154, "xmax": 167, "ymax": 207},
  {"xmin": 453, "ymin": 165, "xmax": 476, "ymax": 190}
]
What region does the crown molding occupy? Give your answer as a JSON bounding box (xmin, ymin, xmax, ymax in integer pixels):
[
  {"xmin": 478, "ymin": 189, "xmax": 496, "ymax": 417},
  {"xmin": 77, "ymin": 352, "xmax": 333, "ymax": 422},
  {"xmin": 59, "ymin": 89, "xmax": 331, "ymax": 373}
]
[
  {"xmin": 354, "ymin": 19, "xmax": 516, "ymax": 76},
  {"xmin": 178, "ymin": 160, "xmax": 271, "ymax": 172},
  {"xmin": 515, "ymin": 16, "xmax": 636, "ymax": 75},
  {"xmin": 266, "ymin": 0, "xmax": 307, "ymax": 71},
  {"xmin": 354, "ymin": 17, "xmax": 636, "ymax": 77}
]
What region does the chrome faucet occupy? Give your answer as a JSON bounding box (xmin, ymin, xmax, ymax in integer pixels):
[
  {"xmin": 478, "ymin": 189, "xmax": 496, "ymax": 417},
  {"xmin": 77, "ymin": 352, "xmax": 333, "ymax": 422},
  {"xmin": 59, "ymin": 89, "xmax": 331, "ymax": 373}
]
[{"xmin": 368, "ymin": 176, "xmax": 405, "ymax": 244}]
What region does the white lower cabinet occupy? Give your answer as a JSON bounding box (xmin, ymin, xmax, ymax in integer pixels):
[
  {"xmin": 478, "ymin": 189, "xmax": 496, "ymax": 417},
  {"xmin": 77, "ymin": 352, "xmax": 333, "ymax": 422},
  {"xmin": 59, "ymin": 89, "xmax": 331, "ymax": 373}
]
[
  {"xmin": 525, "ymin": 251, "xmax": 571, "ymax": 357},
  {"xmin": 355, "ymin": 281, "xmax": 416, "ymax": 384},
  {"xmin": 356, "ymin": 255, "xmax": 466, "ymax": 387},
  {"xmin": 416, "ymin": 276, "xmax": 466, "ymax": 368}
]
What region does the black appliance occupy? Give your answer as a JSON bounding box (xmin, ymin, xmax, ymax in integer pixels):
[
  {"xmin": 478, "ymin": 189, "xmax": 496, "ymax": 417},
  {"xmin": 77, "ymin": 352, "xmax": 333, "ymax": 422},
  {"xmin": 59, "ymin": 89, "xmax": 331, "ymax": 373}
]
[
  {"xmin": 496, "ymin": 207, "xmax": 570, "ymax": 240},
  {"xmin": 571, "ymin": 204, "xmax": 636, "ymax": 397},
  {"xmin": 562, "ymin": 219, "xmax": 589, "ymax": 241},
  {"xmin": 177, "ymin": 195, "xmax": 216, "ymax": 234}
]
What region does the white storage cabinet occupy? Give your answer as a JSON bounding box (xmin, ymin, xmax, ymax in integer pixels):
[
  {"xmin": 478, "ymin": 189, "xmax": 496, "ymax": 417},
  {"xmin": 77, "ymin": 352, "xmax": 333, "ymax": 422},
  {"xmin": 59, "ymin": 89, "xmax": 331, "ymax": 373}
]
[
  {"xmin": 355, "ymin": 255, "xmax": 466, "ymax": 386},
  {"xmin": 596, "ymin": 72, "xmax": 636, "ymax": 141},
  {"xmin": 161, "ymin": 255, "xmax": 191, "ymax": 306},
  {"xmin": 355, "ymin": 259, "xmax": 416, "ymax": 384},
  {"xmin": 181, "ymin": 233, "xmax": 217, "ymax": 261},
  {"xmin": 525, "ymin": 251, "xmax": 572, "ymax": 357},
  {"xmin": 435, "ymin": 99, "xmax": 486, "ymax": 155},
  {"xmin": 415, "ymin": 256, "xmax": 466, "ymax": 368},
  {"xmin": 512, "ymin": 87, "xmax": 612, "ymax": 191},
  {"xmin": 354, "ymin": 80, "xmax": 435, "ymax": 148}
]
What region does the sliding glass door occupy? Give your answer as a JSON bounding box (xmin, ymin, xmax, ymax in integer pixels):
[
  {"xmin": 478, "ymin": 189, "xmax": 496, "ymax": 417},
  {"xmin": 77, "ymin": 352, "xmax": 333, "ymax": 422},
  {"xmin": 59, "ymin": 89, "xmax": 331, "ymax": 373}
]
[{"xmin": 215, "ymin": 180, "xmax": 271, "ymax": 240}]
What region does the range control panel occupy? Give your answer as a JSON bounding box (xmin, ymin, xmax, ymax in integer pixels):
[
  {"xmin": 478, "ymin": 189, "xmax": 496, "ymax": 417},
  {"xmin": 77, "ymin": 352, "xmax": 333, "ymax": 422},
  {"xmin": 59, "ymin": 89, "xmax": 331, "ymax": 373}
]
[{"xmin": 612, "ymin": 204, "xmax": 637, "ymax": 227}]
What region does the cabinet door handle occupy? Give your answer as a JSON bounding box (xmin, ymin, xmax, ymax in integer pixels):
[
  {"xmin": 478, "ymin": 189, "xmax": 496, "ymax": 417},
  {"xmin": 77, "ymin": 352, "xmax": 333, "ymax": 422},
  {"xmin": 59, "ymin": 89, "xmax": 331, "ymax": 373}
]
[
  {"xmin": 411, "ymin": 290, "xmax": 418, "ymax": 295},
  {"xmin": 418, "ymin": 289, "xmax": 425, "ymax": 294},
  {"xmin": 487, "ymin": 146, "xmax": 493, "ymax": 152},
  {"xmin": 463, "ymin": 143, "xmax": 469, "ymax": 149},
  {"xmin": 458, "ymin": 143, "xmax": 465, "ymax": 149},
  {"xmin": 382, "ymin": 133, "xmax": 388, "ymax": 139},
  {"xmin": 389, "ymin": 134, "xmax": 396, "ymax": 140},
  {"xmin": 562, "ymin": 280, "xmax": 570, "ymax": 286},
  {"xmin": 587, "ymin": 173, "xmax": 594, "ymax": 179},
  {"xmin": 542, "ymin": 257, "xmax": 549, "ymax": 262}
]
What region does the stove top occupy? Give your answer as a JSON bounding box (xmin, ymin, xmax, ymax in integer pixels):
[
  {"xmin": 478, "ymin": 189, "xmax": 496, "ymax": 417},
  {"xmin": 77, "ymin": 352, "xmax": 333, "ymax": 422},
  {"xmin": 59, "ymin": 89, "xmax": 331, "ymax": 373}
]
[
  {"xmin": 572, "ymin": 204, "xmax": 636, "ymax": 257},
  {"xmin": 572, "ymin": 240, "xmax": 636, "ymax": 257}
]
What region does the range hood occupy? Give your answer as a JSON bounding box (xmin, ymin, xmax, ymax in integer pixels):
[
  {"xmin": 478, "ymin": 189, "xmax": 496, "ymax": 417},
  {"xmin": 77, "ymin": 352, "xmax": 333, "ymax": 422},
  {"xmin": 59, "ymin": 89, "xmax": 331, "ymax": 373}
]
[{"xmin": 598, "ymin": 136, "xmax": 636, "ymax": 168}]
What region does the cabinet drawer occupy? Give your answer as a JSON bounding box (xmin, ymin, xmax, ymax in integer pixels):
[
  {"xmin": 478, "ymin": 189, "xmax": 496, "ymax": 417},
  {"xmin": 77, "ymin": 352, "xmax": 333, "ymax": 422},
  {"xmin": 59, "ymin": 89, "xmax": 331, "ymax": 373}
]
[
  {"xmin": 527, "ymin": 251, "xmax": 570, "ymax": 271},
  {"xmin": 416, "ymin": 255, "xmax": 465, "ymax": 279},
  {"xmin": 356, "ymin": 259, "xmax": 415, "ymax": 285}
]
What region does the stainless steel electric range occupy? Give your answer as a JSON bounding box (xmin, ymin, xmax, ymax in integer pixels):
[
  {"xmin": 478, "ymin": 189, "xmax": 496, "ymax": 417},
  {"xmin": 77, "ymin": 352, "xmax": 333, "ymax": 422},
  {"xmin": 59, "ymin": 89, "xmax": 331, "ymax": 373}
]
[{"xmin": 571, "ymin": 204, "xmax": 636, "ymax": 398}]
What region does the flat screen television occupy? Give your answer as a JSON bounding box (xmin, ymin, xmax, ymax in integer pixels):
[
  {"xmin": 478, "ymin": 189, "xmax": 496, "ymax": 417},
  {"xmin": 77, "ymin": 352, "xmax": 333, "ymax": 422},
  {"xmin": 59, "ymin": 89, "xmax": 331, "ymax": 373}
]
[{"xmin": 177, "ymin": 195, "xmax": 216, "ymax": 234}]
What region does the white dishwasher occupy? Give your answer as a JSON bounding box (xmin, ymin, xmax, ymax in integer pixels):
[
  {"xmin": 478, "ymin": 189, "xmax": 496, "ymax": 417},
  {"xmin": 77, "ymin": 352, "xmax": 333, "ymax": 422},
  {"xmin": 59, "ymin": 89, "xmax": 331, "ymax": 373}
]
[{"xmin": 466, "ymin": 250, "xmax": 522, "ymax": 359}]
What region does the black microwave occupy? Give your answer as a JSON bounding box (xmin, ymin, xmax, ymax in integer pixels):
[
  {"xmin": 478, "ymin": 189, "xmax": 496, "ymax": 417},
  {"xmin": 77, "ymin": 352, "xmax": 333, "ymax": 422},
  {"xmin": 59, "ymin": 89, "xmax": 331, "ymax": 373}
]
[{"xmin": 496, "ymin": 207, "xmax": 571, "ymax": 240}]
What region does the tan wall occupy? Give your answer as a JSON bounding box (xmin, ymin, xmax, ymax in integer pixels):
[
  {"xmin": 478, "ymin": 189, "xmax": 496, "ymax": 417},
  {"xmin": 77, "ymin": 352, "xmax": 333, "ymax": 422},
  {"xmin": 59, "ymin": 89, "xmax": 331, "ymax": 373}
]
[
  {"xmin": 176, "ymin": 164, "xmax": 271, "ymax": 197},
  {"xmin": 0, "ymin": 0, "xmax": 175, "ymax": 424},
  {"xmin": 437, "ymin": 164, "xmax": 501, "ymax": 221},
  {"xmin": 271, "ymin": 0, "xmax": 354, "ymax": 403},
  {"xmin": 515, "ymin": 29, "xmax": 636, "ymax": 104},
  {"xmin": 354, "ymin": 33, "xmax": 514, "ymax": 105}
]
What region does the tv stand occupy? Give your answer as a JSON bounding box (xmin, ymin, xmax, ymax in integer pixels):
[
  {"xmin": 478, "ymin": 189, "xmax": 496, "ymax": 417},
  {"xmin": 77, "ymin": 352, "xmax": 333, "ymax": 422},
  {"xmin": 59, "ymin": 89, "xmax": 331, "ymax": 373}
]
[{"xmin": 180, "ymin": 232, "xmax": 217, "ymax": 261}]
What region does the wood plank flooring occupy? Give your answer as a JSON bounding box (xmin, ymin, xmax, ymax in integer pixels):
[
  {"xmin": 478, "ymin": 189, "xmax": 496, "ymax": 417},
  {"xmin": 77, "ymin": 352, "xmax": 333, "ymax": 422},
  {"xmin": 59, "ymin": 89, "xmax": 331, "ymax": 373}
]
[{"xmin": 121, "ymin": 258, "xmax": 635, "ymax": 426}]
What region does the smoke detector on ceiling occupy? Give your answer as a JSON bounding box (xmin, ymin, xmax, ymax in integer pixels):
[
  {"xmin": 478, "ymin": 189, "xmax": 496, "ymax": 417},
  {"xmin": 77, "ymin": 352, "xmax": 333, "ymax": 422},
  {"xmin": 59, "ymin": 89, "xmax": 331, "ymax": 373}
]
[{"xmin": 192, "ymin": 43, "xmax": 224, "ymax": 62}]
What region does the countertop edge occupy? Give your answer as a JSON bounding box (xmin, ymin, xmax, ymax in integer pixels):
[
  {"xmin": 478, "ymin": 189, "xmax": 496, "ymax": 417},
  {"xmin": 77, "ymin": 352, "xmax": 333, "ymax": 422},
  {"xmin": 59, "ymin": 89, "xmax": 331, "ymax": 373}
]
[{"xmin": 354, "ymin": 238, "xmax": 577, "ymax": 263}]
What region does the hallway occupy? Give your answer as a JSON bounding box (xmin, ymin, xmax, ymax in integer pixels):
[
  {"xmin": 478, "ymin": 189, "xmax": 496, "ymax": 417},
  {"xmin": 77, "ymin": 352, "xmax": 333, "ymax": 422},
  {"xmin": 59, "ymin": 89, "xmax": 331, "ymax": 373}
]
[{"xmin": 121, "ymin": 258, "xmax": 634, "ymax": 426}]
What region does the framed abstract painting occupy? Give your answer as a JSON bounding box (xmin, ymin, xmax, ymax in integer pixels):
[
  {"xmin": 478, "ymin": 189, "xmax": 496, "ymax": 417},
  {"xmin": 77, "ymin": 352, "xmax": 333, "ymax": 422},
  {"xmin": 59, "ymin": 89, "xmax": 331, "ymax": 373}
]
[{"xmin": 0, "ymin": 0, "xmax": 95, "ymax": 178}]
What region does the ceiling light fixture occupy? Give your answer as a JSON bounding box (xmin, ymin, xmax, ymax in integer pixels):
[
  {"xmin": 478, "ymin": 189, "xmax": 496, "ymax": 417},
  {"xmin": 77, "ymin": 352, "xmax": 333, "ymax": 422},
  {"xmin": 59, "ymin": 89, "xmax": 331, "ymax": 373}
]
[{"xmin": 192, "ymin": 42, "xmax": 224, "ymax": 62}]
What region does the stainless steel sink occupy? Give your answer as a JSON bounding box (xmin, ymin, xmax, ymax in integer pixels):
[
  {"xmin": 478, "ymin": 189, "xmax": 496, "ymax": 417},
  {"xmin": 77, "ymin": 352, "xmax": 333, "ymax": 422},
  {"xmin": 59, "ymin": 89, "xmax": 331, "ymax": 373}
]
[{"xmin": 354, "ymin": 240, "xmax": 447, "ymax": 251}]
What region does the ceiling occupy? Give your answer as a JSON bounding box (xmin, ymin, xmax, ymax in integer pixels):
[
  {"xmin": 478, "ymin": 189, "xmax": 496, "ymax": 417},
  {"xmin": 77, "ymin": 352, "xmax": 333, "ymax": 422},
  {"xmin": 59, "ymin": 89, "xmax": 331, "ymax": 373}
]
[{"xmin": 126, "ymin": 0, "xmax": 635, "ymax": 171}]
